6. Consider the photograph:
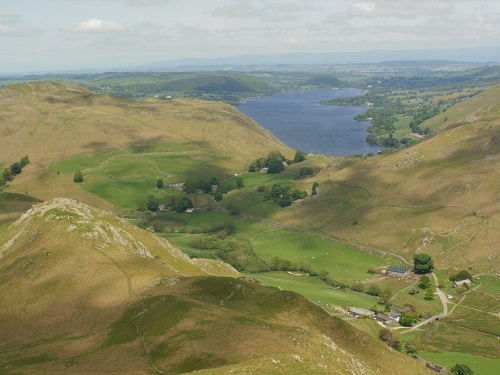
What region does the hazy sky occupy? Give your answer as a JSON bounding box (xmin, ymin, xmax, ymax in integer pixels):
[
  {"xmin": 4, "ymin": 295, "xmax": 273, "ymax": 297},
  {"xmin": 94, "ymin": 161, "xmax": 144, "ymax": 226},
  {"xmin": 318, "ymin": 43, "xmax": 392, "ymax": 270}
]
[{"xmin": 2, "ymin": 0, "xmax": 500, "ymax": 72}]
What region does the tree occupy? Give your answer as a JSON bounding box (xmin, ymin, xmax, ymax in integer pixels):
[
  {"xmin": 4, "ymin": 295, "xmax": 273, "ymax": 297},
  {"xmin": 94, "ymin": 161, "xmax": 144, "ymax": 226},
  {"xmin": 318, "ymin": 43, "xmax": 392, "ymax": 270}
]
[
  {"xmin": 267, "ymin": 158, "xmax": 285, "ymax": 174},
  {"xmin": 418, "ymin": 275, "xmax": 431, "ymax": 289},
  {"xmin": 379, "ymin": 287, "xmax": 393, "ymax": 304},
  {"xmin": 235, "ymin": 177, "xmax": 244, "ymax": 189},
  {"xmin": 10, "ymin": 162, "xmax": 22, "ymax": 175},
  {"xmin": 293, "ymin": 150, "xmax": 306, "ymax": 163},
  {"xmin": 414, "ymin": 253, "xmax": 434, "ymax": 274},
  {"xmin": 450, "ymin": 364, "xmax": 473, "ymax": 375},
  {"xmin": 20, "ymin": 155, "xmax": 29, "ymax": 167},
  {"xmin": 175, "ymin": 197, "xmax": 193, "ymax": 213},
  {"xmin": 404, "ymin": 343, "xmax": 418, "ymax": 357},
  {"xmin": 146, "ymin": 195, "xmax": 159, "ymax": 212},
  {"xmin": 278, "ymin": 195, "xmax": 293, "ymax": 207},
  {"xmin": 213, "ymin": 190, "xmax": 223, "ymax": 202},
  {"xmin": 424, "ymin": 288, "xmax": 435, "ymax": 300},
  {"xmin": 295, "ymin": 167, "xmax": 313, "ymax": 179},
  {"xmin": 450, "ymin": 270, "xmax": 473, "ymax": 282},
  {"xmin": 378, "ymin": 328, "xmax": 400, "ymax": 350},
  {"xmin": 73, "ymin": 170, "xmax": 84, "ymax": 183},
  {"xmin": 156, "ymin": 179, "xmax": 164, "ymax": 188},
  {"xmin": 399, "ymin": 312, "xmax": 417, "ymax": 327},
  {"xmin": 367, "ymin": 284, "xmax": 381, "ymax": 296}
]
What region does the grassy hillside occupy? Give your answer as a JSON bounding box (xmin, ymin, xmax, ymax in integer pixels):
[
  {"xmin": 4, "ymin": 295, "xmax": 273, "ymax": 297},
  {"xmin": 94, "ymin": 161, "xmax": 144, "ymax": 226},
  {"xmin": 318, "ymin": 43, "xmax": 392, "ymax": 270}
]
[
  {"xmin": 0, "ymin": 199, "xmax": 432, "ymax": 374},
  {"xmin": 0, "ymin": 81, "xmax": 292, "ymax": 213},
  {"xmin": 319, "ymin": 85, "xmax": 500, "ymax": 272}
]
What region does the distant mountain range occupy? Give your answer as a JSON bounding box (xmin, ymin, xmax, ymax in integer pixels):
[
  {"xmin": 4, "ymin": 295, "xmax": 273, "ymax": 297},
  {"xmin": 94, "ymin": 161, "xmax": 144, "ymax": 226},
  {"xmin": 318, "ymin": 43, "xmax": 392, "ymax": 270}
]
[
  {"xmin": 3, "ymin": 46, "xmax": 499, "ymax": 76},
  {"xmin": 136, "ymin": 46, "xmax": 500, "ymax": 72}
]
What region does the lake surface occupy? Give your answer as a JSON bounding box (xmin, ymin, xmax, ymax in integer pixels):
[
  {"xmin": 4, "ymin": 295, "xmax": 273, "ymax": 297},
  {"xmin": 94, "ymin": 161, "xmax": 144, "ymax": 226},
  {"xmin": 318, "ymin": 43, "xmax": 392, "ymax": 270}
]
[{"xmin": 238, "ymin": 89, "xmax": 381, "ymax": 156}]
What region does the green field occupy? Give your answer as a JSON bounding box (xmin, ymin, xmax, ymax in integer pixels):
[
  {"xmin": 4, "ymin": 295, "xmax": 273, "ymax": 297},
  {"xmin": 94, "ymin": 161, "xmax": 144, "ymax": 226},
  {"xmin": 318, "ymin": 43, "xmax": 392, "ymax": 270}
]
[
  {"xmin": 249, "ymin": 272, "xmax": 379, "ymax": 312},
  {"xmin": 477, "ymin": 276, "xmax": 500, "ymax": 294},
  {"xmin": 252, "ymin": 229, "xmax": 389, "ymax": 283},
  {"xmin": 419, "ymin": 351, "xmax": 500, "ymax": 375},
  {"xmin": 83, "ymin": 178, "xmax": 161, "ymax": 209},
  {"xmin": 391, "ymin": 285, "xmax": 444, "ymax": 317}
]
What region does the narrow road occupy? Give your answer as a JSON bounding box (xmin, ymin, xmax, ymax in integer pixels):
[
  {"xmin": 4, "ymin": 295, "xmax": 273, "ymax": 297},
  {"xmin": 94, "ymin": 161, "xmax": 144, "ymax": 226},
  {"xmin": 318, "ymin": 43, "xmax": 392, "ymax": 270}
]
[
  {"xmin": 402, "ymin": 272, "xmax": 448, "ymax": 333},
  {"xmin": 432, "ymin": 272, "xmax": 448, "ymax": 316}
]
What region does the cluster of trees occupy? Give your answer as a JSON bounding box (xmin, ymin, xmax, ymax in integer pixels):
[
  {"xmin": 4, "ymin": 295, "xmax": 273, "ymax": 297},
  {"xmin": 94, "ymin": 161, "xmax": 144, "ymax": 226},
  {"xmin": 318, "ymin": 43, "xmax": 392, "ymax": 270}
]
[
  {"xmin": 417, "ymin": 275, "xmax": 435, "ymax": 300},
  {"xmin": 259, "ymin": 183, "xmax": 307, "ymax": 207},
  {"xmin": 248, "ymin": 150, "xmax": 307, "ymax": 173},
  {"xmin": 183, "ymin": 176, "xmax": 244, "ymax": 202},
  {"xmin": 324, "ymin": 90, "xmax": 452, "ymax": 149},
  {"xmin": 1, "ymin": 156, "xmax": 30, "ymax": 190},
  {"xmin": 145, "ymin": 195, "xmax": 193, "ymax": 213}
]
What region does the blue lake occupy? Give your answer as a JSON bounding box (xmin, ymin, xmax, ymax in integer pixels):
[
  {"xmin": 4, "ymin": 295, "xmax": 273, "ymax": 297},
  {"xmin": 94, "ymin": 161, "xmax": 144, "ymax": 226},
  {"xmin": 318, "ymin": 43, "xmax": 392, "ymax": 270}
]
[{"xmin": 238, "ymin": 89, "xmax": 381, "ymax": 156}]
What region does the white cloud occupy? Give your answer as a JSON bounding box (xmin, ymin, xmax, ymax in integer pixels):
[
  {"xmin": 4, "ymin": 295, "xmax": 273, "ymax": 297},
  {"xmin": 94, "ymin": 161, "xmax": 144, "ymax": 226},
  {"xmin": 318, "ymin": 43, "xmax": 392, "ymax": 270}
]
[
  {"xmin": 0, "ymin": 11, "xmax": 42, "ymax": 36},
  {"xmin": 350, "ymin": 0, "xmax": 453, "ymax": 18},
  {"xmin": 71, "ymin": 19, "xmax": 124, "ymax": 33},
  {"xmin": 352, "ymin": 2, "xmax": 376, "ymax": 14}
]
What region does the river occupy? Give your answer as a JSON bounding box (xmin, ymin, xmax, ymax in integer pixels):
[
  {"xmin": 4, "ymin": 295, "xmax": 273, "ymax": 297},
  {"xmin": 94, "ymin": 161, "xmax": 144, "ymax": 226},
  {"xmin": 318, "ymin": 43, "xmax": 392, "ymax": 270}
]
[{"xmin": 238, "ymin": 89, "xmax": 381, "ymax": 156}]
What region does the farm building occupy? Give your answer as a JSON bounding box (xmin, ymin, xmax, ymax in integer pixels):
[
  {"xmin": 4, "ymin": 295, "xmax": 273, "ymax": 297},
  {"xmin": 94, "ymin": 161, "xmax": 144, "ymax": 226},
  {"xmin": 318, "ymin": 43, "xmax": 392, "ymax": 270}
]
[
  {"xmin": 385, "ymin": 265, "xmax": 410, "ymax": 276},
  {"xmin": 453, "ymin": 279, "xmax": 471, "ymax": 288},
  {"xmin": 347, "ymin": 307, "xmax": 375, "ymax": 318},
  {"xmin": 375, "ymin": 313, "xmax": 397, "ymax": 325},
  {"xmin": 389, "ymin": 312, "xmax": 401, "ymax": 322}
]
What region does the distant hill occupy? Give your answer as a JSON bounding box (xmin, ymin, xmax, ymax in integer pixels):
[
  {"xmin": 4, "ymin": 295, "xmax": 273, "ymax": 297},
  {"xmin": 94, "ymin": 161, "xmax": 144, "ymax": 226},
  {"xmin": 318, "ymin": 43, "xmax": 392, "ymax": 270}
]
[
  {"xmin": 304, "ymin": 74, "xmax": 346, "ymax": 88},
  {"xmin": 136, "ymin": 46, "xmax": 500, "ymax": 71},
  {"xmin": 0, "ymin": 198, "xmax": 432, "ymax": 374},
  {"xmin": 164, "ymin": 75, "xmax": 275, "ymax": 94}
]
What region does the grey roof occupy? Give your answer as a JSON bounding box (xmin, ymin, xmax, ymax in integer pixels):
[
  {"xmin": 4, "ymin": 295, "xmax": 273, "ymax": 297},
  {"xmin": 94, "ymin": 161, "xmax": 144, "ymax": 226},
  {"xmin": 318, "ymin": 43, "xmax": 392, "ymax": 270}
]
[
  {"xmin": 386, "ymin": 265, "xmax": 409, "ymax": 274},
  {"xmin": 454, "ymin": 279, "xmax": 471, "ymax": 285},
  {"xmin": 389, "ymin": 312, "xmax": 401, "ymax": 319},
  {"xmin": 349, "ymin": 307, "xmax": 375, "ymax": 317},
  {"xmin": 375, "ymin": 313, "xmax": 393, "ymax": 321}
]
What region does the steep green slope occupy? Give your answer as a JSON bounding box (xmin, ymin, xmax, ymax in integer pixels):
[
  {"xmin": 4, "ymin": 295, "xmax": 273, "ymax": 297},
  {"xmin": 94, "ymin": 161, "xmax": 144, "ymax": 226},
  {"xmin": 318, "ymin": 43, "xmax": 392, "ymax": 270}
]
[
  {"xmin": 0, "ymin": 199, "xmax": 432, "ymax": 374},
  {"xmin": 316, "ymin": 85, "xmax": 500, "ymax": 272}
]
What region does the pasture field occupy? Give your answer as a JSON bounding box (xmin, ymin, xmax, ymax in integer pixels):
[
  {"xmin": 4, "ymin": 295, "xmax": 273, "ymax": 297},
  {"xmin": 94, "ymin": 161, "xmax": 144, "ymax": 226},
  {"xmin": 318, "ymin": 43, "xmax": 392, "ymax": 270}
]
[
  {"xmin": 419, "ymin": 351, "xmax": 499, "ymax": 375},
  {"xmin": 390, "ymin": 286, "xmax": 444, "ymax": 317},
  {"xmin": 233, "ymin": 219, "xmax": 273, "ymax": 238},
  {"xmin": 167, "ymin": 235, "xmax": 216, "ymax": 259},
  {"xmin": 49, "ymin": 149, "xmax": 124, "ymax": 173},
  {"xmin": 169, "ymin": 233, "xmax": 266, "ymax": 272},
  {"xmin": 477, "ymin": 276, "xmax": 500, "ymax": 295},
  {"xmin": 461, "ymin": 290, "xmax": 500, "ymax": 313},
  {"xmin": 49, "ymin": 143, "xmax": 221, "ymax": 209},
  {"xmin": 369, "ymin": 276, "xmax": 418, "ymax": 295},
  {"xmin": 251, "ymin": 229, "xmax": 390, "ymax": 283},
  {"xmin": 446, "ymin": 305, "xmax": 500, "ymax": 336},
  {"xmin": 249, "ymin": 271, "xmax": 379, "ymax": 312},
  {"xmin": 83, "ymin": 178, "xmax": 161, "ymax": 209},
  {"xmin": 151, "ymin": 211, "xmax": 238, "ymax": 232},
  {"xmin": 411, "ymin": 320, "xmax": 500, "ymax": 359}
]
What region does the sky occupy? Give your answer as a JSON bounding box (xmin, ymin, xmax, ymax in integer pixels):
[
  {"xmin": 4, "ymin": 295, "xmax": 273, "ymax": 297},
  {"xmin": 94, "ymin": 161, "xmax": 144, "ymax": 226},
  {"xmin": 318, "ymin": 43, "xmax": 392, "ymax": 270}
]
[{"xmin": 1, "ymin": 0, "xmax": 500, "ymax": 73}]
